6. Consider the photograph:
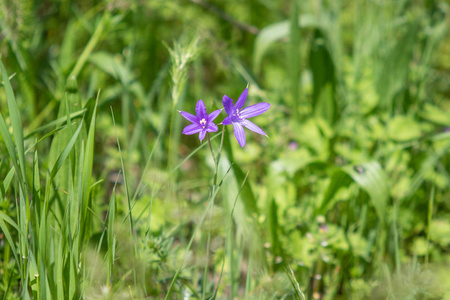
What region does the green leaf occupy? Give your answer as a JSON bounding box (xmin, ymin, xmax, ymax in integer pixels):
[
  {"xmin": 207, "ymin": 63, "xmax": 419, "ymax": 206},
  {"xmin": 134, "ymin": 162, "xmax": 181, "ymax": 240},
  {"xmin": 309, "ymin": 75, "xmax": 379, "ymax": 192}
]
[
  {"xmin": 376, "ymin": 22, "xmax": 418, "ymax": 109},
  {"xmin": 419, "ymin": 103, "xmax": 450, "ymax": 126},
  {"xmin": 89, "ymin": 51, "xmax": 132, "ymax": 82},
  {"xmin": 429, "ymin": 219, "xmax": 450, "ymax": 247},
  {"xmin": 309, "ymin": 29, "xmax": 336, "ymax": 124},
  {"xmin": 405, "ymin": 140, "xmax": 450, "ymax": 199},
  {"xmin": 342, "ymin": 162, "xmax": 389, "ymax": 224},
  {"xmin": 316, "ymin": 169, "xmax": 353, "ymax": 215},
  {"xmin": 253, "ymin": 15, "xmax": 321, "ymax": 73},
  {"xmin": 387, "ymin": 115, "xmax": 423, "ymax": 142},
  {"xmin": 318, "ymin": 162, "xmax": 389, "ymax": 224}
]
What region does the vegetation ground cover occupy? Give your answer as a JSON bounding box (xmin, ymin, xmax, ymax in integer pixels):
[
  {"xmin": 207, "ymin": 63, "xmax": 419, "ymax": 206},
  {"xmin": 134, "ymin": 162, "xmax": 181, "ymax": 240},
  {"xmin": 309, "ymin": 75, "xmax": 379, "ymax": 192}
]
[{"xmin": 0, "ymin": 0, "xmax": 449, "ymax": 299}]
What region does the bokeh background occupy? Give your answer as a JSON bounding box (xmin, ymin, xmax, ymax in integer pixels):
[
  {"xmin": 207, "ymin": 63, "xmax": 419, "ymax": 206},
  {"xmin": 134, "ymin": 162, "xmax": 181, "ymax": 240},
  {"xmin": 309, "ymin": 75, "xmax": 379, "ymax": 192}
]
[{"xmin": 0, "ymin": 0, "xmax": 449, "ymax": 299}]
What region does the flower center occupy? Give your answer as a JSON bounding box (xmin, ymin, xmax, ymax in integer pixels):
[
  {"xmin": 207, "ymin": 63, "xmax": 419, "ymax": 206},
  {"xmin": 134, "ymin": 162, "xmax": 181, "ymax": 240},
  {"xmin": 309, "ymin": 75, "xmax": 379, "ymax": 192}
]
[
  {"xmin": 231, "ymin": 109, "xmax": 242, "ymax": 122},
  {"xmin": 200, "ymin": 118, "xmax": 207, "ymax": 128}
]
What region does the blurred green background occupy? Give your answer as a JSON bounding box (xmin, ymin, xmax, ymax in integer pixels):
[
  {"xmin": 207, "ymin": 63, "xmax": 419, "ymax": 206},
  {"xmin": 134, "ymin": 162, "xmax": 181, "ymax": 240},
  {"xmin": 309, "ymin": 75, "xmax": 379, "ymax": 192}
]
[{"xmin": 0, "ymin": 0, "xmax": 449, "ymax": 299}]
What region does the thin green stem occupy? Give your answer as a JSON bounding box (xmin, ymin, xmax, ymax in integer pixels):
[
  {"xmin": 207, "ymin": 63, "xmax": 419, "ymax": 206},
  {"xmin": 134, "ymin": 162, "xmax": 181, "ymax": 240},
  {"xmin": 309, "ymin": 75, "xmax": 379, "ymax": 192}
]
[
  {"xmin": 425, "ymin": 185, "xmax": 435, "ymax": 265},
  {"xmin": 70, "ymin": 12, "xmax": 108, "ymax": 78},
  {"xmin": 202, "ymin": 128, "xmax": 225, "ymax": 297},
  {"xmin": 207, "ymin": 132, "xmax": 217, "ymax": 166},
  {"xmin": 393, "ymin": 201, "xmax": 400, "ymax": 273},
  {"xmin": 202, "ymin": 231, "xmax": 211, "ymax": 300}
]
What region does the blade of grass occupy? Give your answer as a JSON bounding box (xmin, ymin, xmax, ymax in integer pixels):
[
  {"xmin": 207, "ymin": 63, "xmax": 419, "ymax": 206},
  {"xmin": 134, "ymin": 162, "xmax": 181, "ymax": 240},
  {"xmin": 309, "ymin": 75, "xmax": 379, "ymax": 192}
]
[
  {"xmin": 0, "ymin": 60, "xmax": 26, "ymax": 184},
  {"xmin": 288, "ymin": 0, "xmax": 301, "ymax": 119},
  {"xmin": 69, "ymin": 12, "xmax": 110, "ymax": 78},
  {"xmin": 285, "ymin": 264, "xmax": 306, "ymax": 300}
]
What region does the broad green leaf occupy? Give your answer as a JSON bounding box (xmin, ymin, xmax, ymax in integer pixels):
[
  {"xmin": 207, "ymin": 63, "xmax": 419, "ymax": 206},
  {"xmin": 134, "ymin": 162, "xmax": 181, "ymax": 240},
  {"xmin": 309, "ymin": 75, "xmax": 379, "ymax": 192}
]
[
  {"xmin": 342, "ymin": 162, "xmax": 389, "ymax": 224},
  {"xmin": 253, "ymin": 15, "xmax": 321, "ymax": 73},
  {"xmin": 309, "ymin": 28, "xmax": 336, "ymax": 124},
  {"xmin": 89, "ymin": 51, "xmax": 131, "ymax": 82},
  {"xmin": 316, "ymin": 169, "xmax": 353, "ymax": 215},
  {"xmin": 288, "ymin": 0, "xmax": 301, "ymax": 118},
  {"xmin": 387, "ymin": 115, "xmax": 423, "ymax": 142},
  {"xmin": 419, "ymin": 103, "xmax": 450, "ymax": 126},
  {"xmin": 317, "ymin": 162, "xmax": 389, "ymax": 224},
  {"xmin": 429, "ymin": 219, "xmax": 450, "ymax": 247},
  {"xmin": 375, "ymin": 22, "xmax": 418, "ymax": 109},
  {"xmin": 405, "ymin": 140, "xmax": 450, "ymax": 199}
]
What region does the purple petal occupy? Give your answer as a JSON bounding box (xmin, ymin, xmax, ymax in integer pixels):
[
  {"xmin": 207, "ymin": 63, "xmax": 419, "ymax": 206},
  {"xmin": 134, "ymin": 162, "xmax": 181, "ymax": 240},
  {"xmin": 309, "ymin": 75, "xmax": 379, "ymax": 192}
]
[
  {"xmin": 235, "ymin": 87, "xmax": 248, "ymax": 110},
  {"xmin": 179, "ymin": 111, "xmax": 198, "ymax": 124},
  {"xmin": 208, "ymin": 109, "xmax": 222, "ymax": 122},
  {"xmin": 232, "ymin": 123, "xmax": 246, "ymax": 147},
  {"xmin": 207, "ymin": 123, "xmax": 218, "ymax": 132},
  {"xmin": 240, "ymin": 102, "xmax": 270, "ymax": 119},
  {"xmin": 199, "ymin": 130, "xmax": 207, "ymax": 141},
  {"xmin": 196, "ymin": 100, "xmax": 207, "ymax": 120},
  {"xmin": 182, "ymin": 124, "xmax": 202, "ymax": 135},
  {"xmin": 223, "ymin": 95, "xmax": 234, "ymax": 115},
  {"xmin": 241, "ymin": 119, "xmax": 267, "ymax": 136},
  {"xmin": 221, "ymin": 116, "xmax": 232, "ymax": 125}
]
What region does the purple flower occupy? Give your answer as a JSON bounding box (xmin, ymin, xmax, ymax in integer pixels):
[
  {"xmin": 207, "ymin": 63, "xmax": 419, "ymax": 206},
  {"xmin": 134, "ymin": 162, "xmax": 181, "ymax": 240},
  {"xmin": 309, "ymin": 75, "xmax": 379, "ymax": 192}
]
[
  {"xmin": 179, "ymin": 99, "xmax": 222, "ymax": 141},
  {"xmin": 222, "ymin": 87, "xmax": 270, "ymax": 147}
]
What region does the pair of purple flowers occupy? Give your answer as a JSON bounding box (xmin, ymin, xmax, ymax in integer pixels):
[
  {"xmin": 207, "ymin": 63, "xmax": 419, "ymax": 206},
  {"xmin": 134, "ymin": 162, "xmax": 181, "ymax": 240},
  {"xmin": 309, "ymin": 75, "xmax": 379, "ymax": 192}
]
[{"xmin": 179, "ymin": 87, "xmax": 270, "ymax": 147}]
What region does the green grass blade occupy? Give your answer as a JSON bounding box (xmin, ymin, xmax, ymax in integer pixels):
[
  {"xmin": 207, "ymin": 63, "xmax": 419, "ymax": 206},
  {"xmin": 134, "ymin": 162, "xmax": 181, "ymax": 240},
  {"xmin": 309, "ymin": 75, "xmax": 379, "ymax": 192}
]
[
  {"xmin": 49, "ymin": 118, "xmax": 84, "ymax": 181},
  {"xmin": 284, "ymin": 264, "xmax": 306, "ymax": 300},
  {"xmin": 288, "ymin": 0, "xmax": 301, "ymax": 119},
  {"xmin": 0, "ymin": 216, "xmax": 22, "ymax": 282},
  {"xmin": 81, "ymin": 95, "xmax": 99, "ymax": 236},
  {"xmin": 110, "ymin": 108, "xmax": 134, "ymax": 234},
  {"xmin": 0, "ymin": 60, "xmax": 26, "ymax": 184}
]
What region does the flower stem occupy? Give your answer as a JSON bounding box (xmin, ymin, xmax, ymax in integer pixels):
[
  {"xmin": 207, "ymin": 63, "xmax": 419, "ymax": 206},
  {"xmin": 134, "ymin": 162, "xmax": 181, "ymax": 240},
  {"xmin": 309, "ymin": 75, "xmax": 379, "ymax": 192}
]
[
  {"xmin": 203, "ymin": 127, "xmax": 225, "ymax": 297},
  {"xmin": 166, "ymin": 128, "xmax": 226, "ymax": 299},
  {"xmin": 207, "ymin": 125, "xmax": 225, "ymax": 190}
]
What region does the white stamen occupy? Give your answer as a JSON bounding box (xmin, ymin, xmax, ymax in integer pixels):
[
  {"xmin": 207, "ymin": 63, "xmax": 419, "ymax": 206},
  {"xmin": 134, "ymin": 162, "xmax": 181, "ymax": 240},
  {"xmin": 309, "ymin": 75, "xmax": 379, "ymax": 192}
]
[{"xmin": 200, "ymin": 118, "xmax": 206, "ymax": 128}]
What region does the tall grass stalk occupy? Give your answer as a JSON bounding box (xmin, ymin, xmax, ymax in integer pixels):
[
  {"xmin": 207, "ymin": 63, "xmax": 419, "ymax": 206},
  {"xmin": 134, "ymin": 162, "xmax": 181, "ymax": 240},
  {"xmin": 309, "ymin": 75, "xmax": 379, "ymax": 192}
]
[{"xmin": 167, "ymin": 38, "xmax": 200, "ymax": 173}]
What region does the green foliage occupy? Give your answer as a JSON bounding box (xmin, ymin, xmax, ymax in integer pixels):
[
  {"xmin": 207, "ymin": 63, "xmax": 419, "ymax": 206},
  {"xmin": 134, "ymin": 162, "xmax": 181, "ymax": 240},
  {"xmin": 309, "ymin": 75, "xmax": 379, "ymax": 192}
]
[{"xmin": 0, "ymin": 0, "xmax": 449, "ymax": 299}]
